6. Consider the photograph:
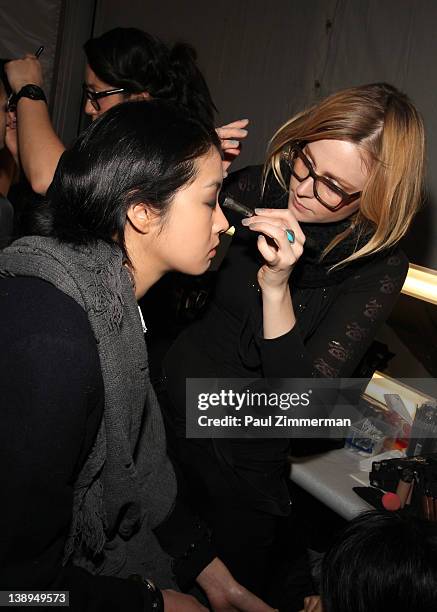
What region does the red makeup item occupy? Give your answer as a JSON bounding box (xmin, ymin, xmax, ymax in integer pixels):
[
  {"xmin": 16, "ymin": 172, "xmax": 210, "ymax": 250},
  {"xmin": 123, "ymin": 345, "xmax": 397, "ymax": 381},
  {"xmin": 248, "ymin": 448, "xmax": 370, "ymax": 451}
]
[{"xmin": 382, "ymin": 492, "xmax": 401, "ymax": 511}]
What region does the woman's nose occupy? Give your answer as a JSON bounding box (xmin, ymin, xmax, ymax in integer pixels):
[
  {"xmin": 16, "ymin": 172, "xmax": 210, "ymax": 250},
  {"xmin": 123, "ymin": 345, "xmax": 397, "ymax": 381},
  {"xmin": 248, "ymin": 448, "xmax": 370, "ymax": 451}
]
[
  {"xmin": 84, "ymin": 98, "xmax": 98, "ymax": 117},
  {"xmin": 214, "ymin": 203, "xmax": 230, "ymax": 234},
  {"xmin": 295, "ymin": 175, "xmax": 314, "ymax": 198}
]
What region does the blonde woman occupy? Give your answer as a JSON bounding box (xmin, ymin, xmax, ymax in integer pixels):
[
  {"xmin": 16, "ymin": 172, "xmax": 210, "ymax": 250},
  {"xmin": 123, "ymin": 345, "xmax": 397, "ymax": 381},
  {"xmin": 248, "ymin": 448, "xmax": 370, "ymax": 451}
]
[{"xmin": 161, "ymin": 83, "xmax": 425, "ymax": 605}]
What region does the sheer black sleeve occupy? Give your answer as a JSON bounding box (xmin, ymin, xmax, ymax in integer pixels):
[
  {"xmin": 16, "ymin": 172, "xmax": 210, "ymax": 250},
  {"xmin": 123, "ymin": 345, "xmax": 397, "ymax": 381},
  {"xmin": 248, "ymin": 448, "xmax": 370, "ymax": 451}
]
[
  {"xmin": 258, "ymin": 251, "xmax": 409, "ymax": 378},
  {"xmin": 222, "ymin": 167, "xmax": 409, "ymax": 380}
]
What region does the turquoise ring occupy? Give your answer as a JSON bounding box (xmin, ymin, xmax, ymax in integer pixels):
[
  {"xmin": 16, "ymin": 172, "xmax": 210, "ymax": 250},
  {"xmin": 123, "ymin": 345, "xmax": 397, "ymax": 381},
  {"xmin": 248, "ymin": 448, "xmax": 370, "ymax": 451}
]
[{"xmin": 285, "ymin": 229, "xmax": 295, "ymax": 244}]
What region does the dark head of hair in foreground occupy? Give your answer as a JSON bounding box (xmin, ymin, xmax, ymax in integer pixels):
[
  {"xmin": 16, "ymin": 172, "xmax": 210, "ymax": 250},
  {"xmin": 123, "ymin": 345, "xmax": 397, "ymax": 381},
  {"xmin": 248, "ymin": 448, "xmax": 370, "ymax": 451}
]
[
  {"xmin": 35, "ymin": 100, "xmax": 221, "ymax": 263},
  {"xmin": 321, "ymin": 510, "xmax": 437, "ymax": 612},
  {"xmin": 84, "ymin": 27, "xmax": 217, "ymax": 126}
]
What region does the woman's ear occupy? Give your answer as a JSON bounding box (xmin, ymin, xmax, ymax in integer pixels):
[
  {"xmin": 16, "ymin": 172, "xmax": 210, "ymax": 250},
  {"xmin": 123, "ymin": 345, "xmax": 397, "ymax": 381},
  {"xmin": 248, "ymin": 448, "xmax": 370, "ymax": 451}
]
[
  {"xmin": 129, "ymin": 91, "xmax": 151, "ymax": 101},
  {"xmin": 126, "ymin": 203, "xmax": 157, "ymax": 234}
]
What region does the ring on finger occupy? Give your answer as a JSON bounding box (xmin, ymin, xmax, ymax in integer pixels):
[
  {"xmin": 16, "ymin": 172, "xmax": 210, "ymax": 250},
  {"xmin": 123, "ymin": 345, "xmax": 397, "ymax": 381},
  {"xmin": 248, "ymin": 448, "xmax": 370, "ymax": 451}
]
[{"xmin": 285, "ymin": 229, "xmax": 295, "ymax": 244}]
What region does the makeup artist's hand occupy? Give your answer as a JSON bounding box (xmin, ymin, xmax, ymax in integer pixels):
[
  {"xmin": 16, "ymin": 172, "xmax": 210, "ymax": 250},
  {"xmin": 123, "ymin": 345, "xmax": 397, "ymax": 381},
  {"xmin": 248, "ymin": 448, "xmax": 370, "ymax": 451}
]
[
  {"xmin": 299, "ymin": 595, "xmax": 323, "ymax": 612},
  {"xmin": 5, "ymin": 55, "xmax": 44, "ymax": 93},
  {"xmin": 241, "ymin": 208, "xmax": 305, "ymax": 294},
  {"xmin": 5, "ymin": 111, "xmax": 18, "ymax": 164},
  {"xmin": 197, "ymin": 557, "xmax": 276, "ymax": 612},
  {"xmin": 216, "ymin": 119, "xmax": 249, "ymax": 173}
]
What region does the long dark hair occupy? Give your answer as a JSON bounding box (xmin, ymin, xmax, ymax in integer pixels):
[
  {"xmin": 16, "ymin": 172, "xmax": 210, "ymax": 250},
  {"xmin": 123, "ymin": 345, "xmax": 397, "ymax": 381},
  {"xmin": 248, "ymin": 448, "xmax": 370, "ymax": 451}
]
[
  {"xmin": 84, "ymin": 27, "xmax": 217, "ymax": 126},
  {"xmin": 321, "ymin": 511, "xmax": 437, "ymax": 612},
  {"xmin": 35, "ymin": 100, "xmax": 221, "ymax": 264}
]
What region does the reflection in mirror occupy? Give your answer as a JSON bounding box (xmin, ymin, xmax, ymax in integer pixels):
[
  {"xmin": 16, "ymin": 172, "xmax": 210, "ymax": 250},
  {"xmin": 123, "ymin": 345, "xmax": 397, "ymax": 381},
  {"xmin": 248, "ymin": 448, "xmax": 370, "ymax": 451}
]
[{"xmin": 375, "ymin": 292, "xmax": 437, "ymax": 395}]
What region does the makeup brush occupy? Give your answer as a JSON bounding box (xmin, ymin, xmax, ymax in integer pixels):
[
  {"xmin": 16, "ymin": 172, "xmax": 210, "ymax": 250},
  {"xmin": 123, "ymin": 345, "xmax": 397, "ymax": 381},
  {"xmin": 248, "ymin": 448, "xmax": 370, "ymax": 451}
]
[
  {"xmin": 222, "ymin": 196, "xmax": 255, "ymax": 218},
  {"xmin": 222, "ymin": 196, "xmax": 316, "ymax": 249}
]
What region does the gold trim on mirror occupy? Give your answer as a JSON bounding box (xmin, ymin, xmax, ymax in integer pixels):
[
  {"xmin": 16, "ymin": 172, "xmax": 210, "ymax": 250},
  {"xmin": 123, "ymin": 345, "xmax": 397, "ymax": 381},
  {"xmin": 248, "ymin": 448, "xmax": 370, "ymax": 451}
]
[
  {"xmin": 401, "ymin": 263, "xmax": 437, "ymax": 305},
  {"xmin": 364, "ymin": 371, "xmax": 435, "ymax": 419}
]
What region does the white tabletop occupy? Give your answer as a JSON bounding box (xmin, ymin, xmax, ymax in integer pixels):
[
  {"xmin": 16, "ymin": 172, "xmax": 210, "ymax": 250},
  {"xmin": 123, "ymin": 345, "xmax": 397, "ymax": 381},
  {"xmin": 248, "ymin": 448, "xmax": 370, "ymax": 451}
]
[{"xmin": 290, "ymin": 448, "xmax": 373, "ymax": 520}]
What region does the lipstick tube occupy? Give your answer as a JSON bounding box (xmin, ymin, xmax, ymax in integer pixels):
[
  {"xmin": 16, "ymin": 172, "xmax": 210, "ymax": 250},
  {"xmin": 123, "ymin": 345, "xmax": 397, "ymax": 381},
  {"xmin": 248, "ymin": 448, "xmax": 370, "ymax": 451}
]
[{"xmin": 396, "ymin": 468, "xmax": 414, "ymax": 509}]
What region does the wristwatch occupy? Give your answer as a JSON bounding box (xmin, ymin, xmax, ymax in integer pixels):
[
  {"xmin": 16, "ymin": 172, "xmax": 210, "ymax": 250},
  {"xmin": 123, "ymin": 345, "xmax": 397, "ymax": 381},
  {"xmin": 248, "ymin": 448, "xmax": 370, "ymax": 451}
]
[{"xmin": 8, "ymin": 84, "xmax": 47, "ymax": 111}]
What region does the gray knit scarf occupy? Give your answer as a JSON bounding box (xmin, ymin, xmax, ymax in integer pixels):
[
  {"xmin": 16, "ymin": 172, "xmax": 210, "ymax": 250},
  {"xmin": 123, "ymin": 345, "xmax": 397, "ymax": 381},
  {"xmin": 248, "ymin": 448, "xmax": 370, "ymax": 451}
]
[{"xmin": 0, "ymin": 236, "xmax": 178, "ymax": 587}]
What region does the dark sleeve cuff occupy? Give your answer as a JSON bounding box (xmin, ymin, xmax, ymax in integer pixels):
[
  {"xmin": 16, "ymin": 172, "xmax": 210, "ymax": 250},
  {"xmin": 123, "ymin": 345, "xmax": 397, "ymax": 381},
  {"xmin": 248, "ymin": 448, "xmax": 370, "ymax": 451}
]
[
  {"xmin": 257, "ymin": 324, "xmax": 312, "ymax": 378},
  {"xmin": 154, "ymin": 505, "xmax": 216, "ymax": 590},
  {"xmin": 55, "ymin": 564, "xmax": 154, "ymax": 611},
  {"xmin": 153, "ymin": 494, "xmax": 216, "ymax": 590},
  {"xmin": 171, "ymin": 531, "xmax": 216, "ymax": 591}
]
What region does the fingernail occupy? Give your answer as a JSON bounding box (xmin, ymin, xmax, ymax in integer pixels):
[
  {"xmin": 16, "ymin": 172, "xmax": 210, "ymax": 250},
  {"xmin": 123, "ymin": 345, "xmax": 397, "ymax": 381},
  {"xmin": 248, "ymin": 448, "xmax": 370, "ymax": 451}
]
[
  {"xmin": 241, "ymin": 219, "xmax": 249, "ymax": 226},
  {"xmin": 254, "ymin": 208, "xmax": 265, "ymax": 213},
  {"xmin": 228, "ymin": 140, "xmax": 239, "ymax": 147}
]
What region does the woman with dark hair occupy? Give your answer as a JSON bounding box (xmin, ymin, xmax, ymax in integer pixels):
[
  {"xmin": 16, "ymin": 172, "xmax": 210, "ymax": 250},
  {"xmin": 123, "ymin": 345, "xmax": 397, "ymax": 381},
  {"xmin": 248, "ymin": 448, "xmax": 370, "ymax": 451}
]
[
  {"xmin": 0, "ymin": 101, "xmax": 271, "ymax": 612},
  {"xmin": 301, "ymin": 511, "xmax": 437, "ymax": 611},
  {"xmin": 83, "ymin": 27, "xmax": 216, "ymax": 126},
  {"xmin": 160, "ymin": 82, "xmax": 425, "ymax": 604},
  {"xmin": 4, "ymin": 26, "xmax": 248, "ymax": 195}
]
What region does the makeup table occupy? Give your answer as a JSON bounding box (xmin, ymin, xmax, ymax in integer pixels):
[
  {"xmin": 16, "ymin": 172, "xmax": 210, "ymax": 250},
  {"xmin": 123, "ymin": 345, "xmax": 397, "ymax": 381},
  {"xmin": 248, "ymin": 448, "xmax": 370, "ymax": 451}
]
[{"xmin": 289, "ymin": 448, "xmax": 373, "ymax": 520}]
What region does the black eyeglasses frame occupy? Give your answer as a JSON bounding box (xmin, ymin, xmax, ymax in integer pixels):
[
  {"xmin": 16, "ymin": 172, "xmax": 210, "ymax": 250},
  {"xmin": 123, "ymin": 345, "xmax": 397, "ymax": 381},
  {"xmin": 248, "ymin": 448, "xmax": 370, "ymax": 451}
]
[
  {"xmin": 283, "ymin": 142, "xmax": 362, "ymax": 212},
  {"xmin": 82, "ymin": 84, "xmax": 127, "ymax": 111}
]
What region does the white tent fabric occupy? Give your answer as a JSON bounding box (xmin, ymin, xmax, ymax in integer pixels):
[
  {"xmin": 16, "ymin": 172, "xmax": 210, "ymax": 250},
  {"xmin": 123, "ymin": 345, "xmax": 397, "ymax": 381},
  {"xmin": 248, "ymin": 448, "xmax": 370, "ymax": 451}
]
[
  {"xmin": 94, "ymin": 0, "xmax": 437, "ymax": 268},
  {"xmin": 0, "ymin": 0, "xmax": 436, "ymax": 268},
  {"xmin": 0, "ymin": 0, "xmax": 62, "ymax": 100}
]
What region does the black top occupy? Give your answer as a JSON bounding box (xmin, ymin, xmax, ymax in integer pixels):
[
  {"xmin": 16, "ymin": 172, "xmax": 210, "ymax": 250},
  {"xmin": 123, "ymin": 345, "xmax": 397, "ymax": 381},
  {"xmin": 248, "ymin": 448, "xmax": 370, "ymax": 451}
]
[
  {"xmin": 164, "ymin": 165, "xmax": 409, "ymax": 401},
  {"xmin": 0, "ymin": 276, "xmax": 214, "ymax": 610},
  {"xmin": 162, "ymin": 166, "xmax": 409, "ymax": 512}
]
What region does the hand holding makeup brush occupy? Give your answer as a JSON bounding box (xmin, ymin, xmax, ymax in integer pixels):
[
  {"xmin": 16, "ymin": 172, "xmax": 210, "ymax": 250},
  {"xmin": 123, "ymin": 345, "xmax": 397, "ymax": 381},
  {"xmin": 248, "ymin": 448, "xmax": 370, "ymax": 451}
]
[
  {"xmin": 240, "ymin": 207, "xmax": 306, "ymax": 339},
  {"xmin": 241, "ymin": 207, "xmax": 306, "ymax": 293},
  {"xmin": 5, "ymin": 52, "xmax": 44, "ymax": 93}
]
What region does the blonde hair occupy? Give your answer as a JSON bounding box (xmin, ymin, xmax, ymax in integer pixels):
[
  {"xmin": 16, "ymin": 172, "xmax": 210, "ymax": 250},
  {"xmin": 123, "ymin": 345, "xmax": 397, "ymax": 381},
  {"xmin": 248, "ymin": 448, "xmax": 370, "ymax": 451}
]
[{"xmin": 265, "ymin": 83, "xmax": 425, "ymax": 267}]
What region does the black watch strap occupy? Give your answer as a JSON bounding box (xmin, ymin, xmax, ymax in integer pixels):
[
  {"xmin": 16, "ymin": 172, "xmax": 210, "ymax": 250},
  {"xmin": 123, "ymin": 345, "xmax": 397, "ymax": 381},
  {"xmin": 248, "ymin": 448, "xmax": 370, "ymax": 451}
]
[{"xmin": 9, "ymin": 84, "xmax": 47, "ymax": 110}]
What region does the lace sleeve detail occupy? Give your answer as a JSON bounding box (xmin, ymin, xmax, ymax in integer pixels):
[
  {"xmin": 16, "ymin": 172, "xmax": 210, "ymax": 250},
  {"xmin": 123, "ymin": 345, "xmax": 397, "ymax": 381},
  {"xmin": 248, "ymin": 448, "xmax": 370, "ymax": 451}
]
[
  {"xmin": 259, "ymin": 251, "xmax": 409, "ymax": 379},
  {"xmin": 310, "ymin": 252, "xmax": 408, "ymax": 377}
]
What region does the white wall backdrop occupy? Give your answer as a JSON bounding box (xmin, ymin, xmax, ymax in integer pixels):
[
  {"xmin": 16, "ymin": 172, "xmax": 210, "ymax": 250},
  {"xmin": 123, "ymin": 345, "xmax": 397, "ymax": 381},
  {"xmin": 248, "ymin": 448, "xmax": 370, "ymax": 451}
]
[
  {"xmin": 94, "ymin": 0, "xmax": 437, "ymax": 269},
  {"xmin": 0, "ymin": 0, "xmax": 63, "ymax": 101},
  {"xmin": 0, "ymin": 0, "xmax": 436, "ymax": 268}
]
